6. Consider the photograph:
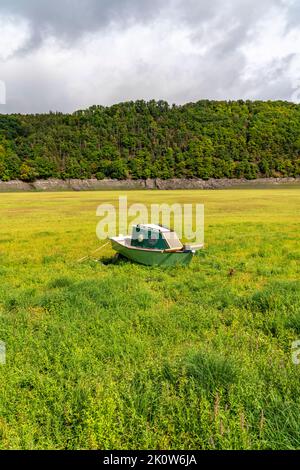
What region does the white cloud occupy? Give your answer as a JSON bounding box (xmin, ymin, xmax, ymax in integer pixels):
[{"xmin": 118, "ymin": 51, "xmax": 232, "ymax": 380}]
[
  {"xmin": 0, "ymin": 15, "xmax": 30, "ymax": 60},
  {"xmin": 241, "ymin": 6, "xmax": 299, "ymax": 75},
  {"xmin": 0, "ymin": 0, "xmax": 299, "ymax": 112}
]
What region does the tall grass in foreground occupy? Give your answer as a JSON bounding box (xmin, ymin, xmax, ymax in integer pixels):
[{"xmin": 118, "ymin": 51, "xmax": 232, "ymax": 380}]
[{"xmin": 0, "ymin": 188, "xmax": 299, "ymax": 449}]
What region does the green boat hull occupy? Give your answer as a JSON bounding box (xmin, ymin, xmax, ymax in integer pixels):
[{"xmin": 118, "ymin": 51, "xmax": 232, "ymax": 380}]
[{"xmin": 111, "ymin": 239, "xmax": 194, "ymax": 266}]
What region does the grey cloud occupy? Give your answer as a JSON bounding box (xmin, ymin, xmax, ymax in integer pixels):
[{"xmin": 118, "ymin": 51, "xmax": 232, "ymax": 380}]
[
  {"xmin": 0, "ymin": 0, "xmax": 299, "ymax": 113},
  {"xmin": 0, "ymin": 0, "xmax": 288, "ymax": 53},
  {"xmin": 0, "ymin": 0, "xmax": 169, "ymax": 52}
]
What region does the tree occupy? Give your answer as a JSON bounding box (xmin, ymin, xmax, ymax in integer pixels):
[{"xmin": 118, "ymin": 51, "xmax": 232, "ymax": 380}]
[{"xmin": 0, "ymin": 99, "xmax": 299, "ymax": 181}]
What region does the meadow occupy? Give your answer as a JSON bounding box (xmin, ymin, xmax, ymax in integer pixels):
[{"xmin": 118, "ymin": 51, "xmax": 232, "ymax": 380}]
[{"xmin": 0, "ymin": 187, "xmax": 299, "ymax": 449}]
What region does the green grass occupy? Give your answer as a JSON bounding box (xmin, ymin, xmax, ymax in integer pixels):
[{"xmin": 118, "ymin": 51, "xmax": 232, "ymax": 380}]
[{"xmin": 0, "ymin": 188, "xmax": 299, "ymax": 449}]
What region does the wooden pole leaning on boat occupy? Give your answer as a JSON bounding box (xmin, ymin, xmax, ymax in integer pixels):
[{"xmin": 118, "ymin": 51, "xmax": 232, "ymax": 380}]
[{"xmin": 77, "ymin": 241, "xmax": 109, "ymax": 263}]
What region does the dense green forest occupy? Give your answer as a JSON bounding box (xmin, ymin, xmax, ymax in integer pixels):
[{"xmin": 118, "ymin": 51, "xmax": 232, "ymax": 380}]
[{"xmin": 0, "ymin": 100, "xmax": 299, "ymax": 181}]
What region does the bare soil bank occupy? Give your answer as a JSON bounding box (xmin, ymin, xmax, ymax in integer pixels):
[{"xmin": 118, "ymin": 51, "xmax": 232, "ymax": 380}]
[{"xmin": 0, "ymin": 177, "xmax": 300, "ymax": 192}]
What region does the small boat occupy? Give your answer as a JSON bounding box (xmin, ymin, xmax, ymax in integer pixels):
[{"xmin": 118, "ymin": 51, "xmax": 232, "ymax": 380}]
[{"xmin": 110, "ymin": 224, "xmax": 203, "ymax": 266}]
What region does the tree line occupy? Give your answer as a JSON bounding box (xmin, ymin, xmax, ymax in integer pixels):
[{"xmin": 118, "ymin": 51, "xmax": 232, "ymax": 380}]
[{"xmin": 0, "ymin": 99, "xmax": 299, "ymax": 181}]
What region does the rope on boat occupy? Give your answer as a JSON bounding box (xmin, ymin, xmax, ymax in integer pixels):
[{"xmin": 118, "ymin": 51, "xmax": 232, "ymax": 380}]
[{"xmin": 77, "ymin": 241, "xmax": 110, "ymax": 263}]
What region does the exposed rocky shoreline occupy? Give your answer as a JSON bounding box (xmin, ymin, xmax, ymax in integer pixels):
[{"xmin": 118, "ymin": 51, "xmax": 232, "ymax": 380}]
[{"xmin": 0, "ymin": 177, "xmax": 299, "ymax": 192}]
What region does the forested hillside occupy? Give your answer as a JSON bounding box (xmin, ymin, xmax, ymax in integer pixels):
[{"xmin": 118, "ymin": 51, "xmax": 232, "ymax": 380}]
[{"xmin": 0, "ymin": 100, "xmax": 299, "ymax": 181}]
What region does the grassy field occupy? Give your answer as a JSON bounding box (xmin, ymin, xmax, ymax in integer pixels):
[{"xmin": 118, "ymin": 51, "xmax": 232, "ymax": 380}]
[{"xmin": 0, "ymin": 188, "xmax": 299, "ymax": 450}]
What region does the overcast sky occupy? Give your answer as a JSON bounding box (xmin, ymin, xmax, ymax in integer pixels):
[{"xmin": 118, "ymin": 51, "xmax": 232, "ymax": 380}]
[{"xmin": 0, "ymin": 0, "xmax": 299, "ymax": 114}]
